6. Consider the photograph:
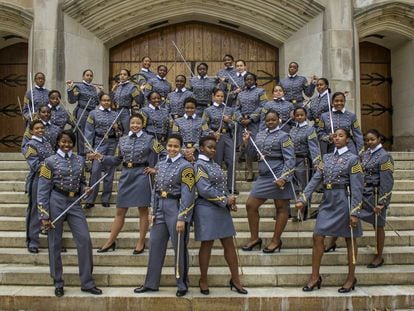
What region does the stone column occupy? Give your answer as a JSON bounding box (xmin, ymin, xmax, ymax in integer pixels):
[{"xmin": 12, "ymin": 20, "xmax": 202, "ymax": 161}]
[
  {"xmin": 30, "ymin": 0, "xmax": 65, "ymax": 91},
  {"xmin": 322, "ymin": 0, "xmax": 356, "ymax": 112}
]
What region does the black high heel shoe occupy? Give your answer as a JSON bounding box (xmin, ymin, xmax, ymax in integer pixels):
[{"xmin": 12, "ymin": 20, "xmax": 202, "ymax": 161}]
[
  {"xmin": 324, "ymin": 243, "xmax": 337, "ymax": 253},
  {"xmin": 302, "ymin": 276, "xmax": 322, "ymax": 292},
  {"xmin": 132, "ymin": 245, "xmax": 145, "ymax": 255},
  {"xmin": 338, "ymin": 278, "xmax": 357, "ymax": 293},
  {"xmin": 229, "ymin": 279, "xmax": 248, "ymax": 295},
  {"xmin": 241, "ymin": 238, "xmax": 262, "ymax": 251},
  {"xmin": 97, "ymin": 241, "xmax": 116, "ymax": 253},
  {"xmin": 263, "ymin": 240, "xmax": 283, "ymax": 253},
  {"xmin": 199, "ymin": 279, "xmax": 210, "ymax": 295}
]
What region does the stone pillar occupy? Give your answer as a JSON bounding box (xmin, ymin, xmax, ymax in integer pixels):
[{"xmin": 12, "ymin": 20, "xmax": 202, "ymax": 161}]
[
  {"xmin": 31, "ymin": 0, "xmax": 65, "ymax": 91},
  {"xmin": 322, "ymin": 0, "xmax": 356, "ymax": 112}
]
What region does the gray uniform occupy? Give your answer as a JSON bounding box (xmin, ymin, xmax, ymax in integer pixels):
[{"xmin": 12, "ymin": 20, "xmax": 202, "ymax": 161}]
[
  {"xmin": 189, "ymin": 76, "xmax": 217, "ymax": 116},
  {"xmin": 102, "ymin": 131, "xmax": 160, "ymax": 207},
  {"xmin": 298, "ymin": 147, "xmax": 364, "ymax": 237},
  {"xmin": 49, "ymin": 104, "xmax": 72, "ymax": 130},
  {"xmin": 258, "ymin": 98, "xmax": 295, "ymax": 132},
  {"xmin": 67, "ymin": 81, "xmax": 101, "ymax": 156},
  {"xmin": 203, "ymin": 103, "xmax": 235, "ymax": 190},
  {"xmin": 22, "ymin": 121, "xmax": 61, "ymax": 149},
  {"xmin": 359, "ymin": 146, "xmax": 394, "ymax": 227},
  {"xmin": 111, "ymin": 81, "xmax": 143, "ymax": 133},
  {"xmin": 217, "ymin": 67, "xmax": 238, "ymax": 107},
  {"xmin": 308, "ymin": 91, "xmax": 330, "ymax": 154},
  {"xmin": 165, "ymin": 88, "xmax": 194, "ymax": 119},
  {"xmin": 193, "ymin": 155, "xmax": 236, "ymax": 241},
  {"xmin": 279, "ymin": 75, "xmax": 315, "ymax": 107},
  {"xmin": 37, "ymin": 151, "xmax": 96, "ymax": 290},
  {"xmin": 172, "ymin": 114, "xmax": 210, "ymax": 151},
  {"xmin": 145, "ymin": 76, "xmax": 172, "ymax": 103},
  {"xmin": 23, "ymin": 86, "xmax": 49, "ymax": 120},
  {"xmin": 135, "ymin": 68, "xmax": 157, "ymax": 86},
  {"xmin": 318, "ymin": 109, "xmax": 364, "ymax": 155},
  {"xmin": 144, "ymin": 155, "xmax": 195, "ymax": 291},
  {"xmin": 248, "ymin": 128, "xmax": 296, "ymax": 199},
  {"xmin": 84, "ymin": 107, "xmax": 118, "ymax": 205},
  {"xmin": 23, "ymin": 136, "xmax": 54, "ymax": 249}
]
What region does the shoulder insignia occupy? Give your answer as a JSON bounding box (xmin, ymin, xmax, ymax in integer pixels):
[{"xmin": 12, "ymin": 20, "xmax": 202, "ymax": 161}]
[
  {"xmin": 195, "ymin": 167, "xmax": 209, "ymax": 182},
  {"xmin": 308, "ymin": 130, "xmax": 317, "ymax": 140},
  {"xmin": 39, "ymin": 163, "xmax": 52, "ymax": 179},
  {"xmin": 132, "ymin": 88, "xmax": 141, "ymax": 97},
  {"xmin": 353, "ymin": 119, "xmax": 360, "ymax": 129},
  {"xmin": 318, "ymin": 119, "xmax": 324, "ymax": 128},
  {"xmin": 24, "ymin": 146, "xmax": 37, "ymax": 159},
  {"xmin": 351, "ymin": 162, "xmax": 363, "ymax": 174},
  {"xmin": 24, "ymin": 129, "xmax": 32, "ymax": 139},
  {"xmin": 380, "ymin": 159, "xmax": 394, "ymax": 172},
  {"xmin": 282, "ymin": 137, "xmax": 293, "ymax": 148},
  {"xmin": 259, "ymin": 93, "xmax": 268, "ymax": 101},
  {"xmin": 152, "ymin": 140, "xmax": 164, "ymax": 153},
  {"xmin": 317, "ymin": 161, "xmax": 324, "ymax": 171},
  {"xmin": 172, "ymin": 124, "xmax": 179, "ymax": 133},
  {"xmin": 86, "ymin": 115, "xmax": 94, "ymax": 124},
  {"xmin": 145, "ymin": 83, "xmax": 152, "ymax": 91},
  {"xmin": 37, "ymin": 204, "xmax": 49, "ymax": 217},
  {"xmin": 202, "ymin": 123, "xmax": 209, "ymax": 131},
  {"xmin": 181, "ymin": 167, "xmax": 195, "ymax": 191}
]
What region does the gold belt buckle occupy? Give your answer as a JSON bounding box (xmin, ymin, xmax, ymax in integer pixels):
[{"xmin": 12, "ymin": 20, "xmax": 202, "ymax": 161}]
[
  {"xmin": 186, "ymin": 143, "xmax": 193, "ymax": 148},
  {"xmin": 161, "ymin": 191, "xmax": 167, "ymax": 198},
  {"xmin": 222, "ymin": 128, "xmax": 227, "ymax": 133},
  {"xmin": 315, "ymin": 118, "xmax": 320, "ymax": 123},
  {"xmin": 292, "ymin": 99, "xmax": 297, "ymax": 104},
  {"xmin": 127, "ymin": 162, "xmax": 133, "ymax": 168},
  {"xmin": 69, "ymin": 191, "xmax": 75, "ymax": 197},
  {"xmin": 326, "ymin": 183, "xmax": 332, "ymax": 190}
]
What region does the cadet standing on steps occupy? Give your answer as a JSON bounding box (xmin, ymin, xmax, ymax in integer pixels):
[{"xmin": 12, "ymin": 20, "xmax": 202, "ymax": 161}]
[
  {"xmin": 135, "ymin": 56, "xmax": 157, "ymax": 86},
  {"xmin": 23, "ymin": 72, "xmax": 49, "ymax": 121},
  {"xmin": 296, "ymin": 128, "xmax": 363, "ymax": 294},
  {"xmin": 216, "ymin": 54, "xmax": 238, "ymax": 107},
  {"xmin": 47, "ymin": 90, "xmax": 73, "ymax": 131},
  {"xmin": 194, "ymin": 136, "xmax": 247, "ymax": 295},
  {"xmin": 359, "ymin": 129, "xmax": 394, "ymax": 268},
  {"xmin": 165, "ymin": 75, "xmax": 194, "ymax": 119},
  {"xmin": 144, "ymin": 65, "xmax": 172, "ymax": 105},
  {"xmin": 38, "ymin": 130, "xmax": 102, "ymax": 297},
  {"xmin": 83, "ymin": 93, "xmax": 120, "ymax": 209},
  {"xmin": 67, "ymin": 69, "xmax": 103, "ymax": 156},
  {"xmin": 134, "ymin": 134, "xmax": 195, "ymax": 297},
  {"xmin": 279, "ymin": 61, "xmax": 317, "ymax": 108},
  {"xmin": 23, "ymin": 119, "xmax": 54, "ymax": 254},
  {"xmin": 189, "ymin": 62, "xmax": 217, "ymax": 117},
  {"xmin": 241, "ymin": 110, "xmax": 295, "ymax": 254}
]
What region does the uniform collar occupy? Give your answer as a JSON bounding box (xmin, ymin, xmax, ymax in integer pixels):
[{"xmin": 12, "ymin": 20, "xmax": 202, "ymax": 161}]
[
  {"xmin": 166, "ymin": 153, "xmax": 182, "ymax": 163},
  {"xmin": 197, "ymin": 75, "xmax": 207, "ymax": 79},
  {"xmin": 99, "ymin": 105, "xmax": 111, "ymax": 111},
  {"xmin": 141, "ymin": 68, "xmax": 149, "ymax": 72},
  {"xmin": 34, "ymin": 85, "xmax": 45, "ymax": 90},
  {"xmin": 213, "ymin": 102, "xmax": 223, "ymax": 107},
  {"xmin": 319, "ymin": 89, "xmax": 329, "ymax": 97},
  {"xmin": 370, "ymin": 143, "xmax": 383, "ymax": 154},
  {"xmin": 175, "ymin": 87, "xmax": 187, "ymax": 93},
  {"xmin": 32, "ymin": 135, "xmax": 43, "ymax": 142},
  {"xmin": 83, "ymin": 80, "xmax": 92, "ymax": 86},
  {"xmin": 41, "ymin": 120, "xmax": 51, "ymax": 126},
  {"xmin": 274, "ymin": 97, "xmax": 285, "ymax": 101},
  {"xmin": 57, "ymin": 149, "xmax": 73, "ymax": 158},
  {"xmin": 332, "ymin": 107, "xmax": 346, "ymax": 113},
  {"xmin": 297, "ymin": 121, "xmax": 308, "ymax": 127},
  {"xmin": 198, "ymin": 154, "xmax": 210, "ymax": 162},
  {"xmin": 157, "ymin": 75, "xmax": 166, "ymax": 81},
  {"xmin": 288, "ymin": 74, "xmax": 297, "ymax": 78},
  {"xmin": 334, "ymin": 146, "xmax": 349, "ymax": 155},
  {"xmin": 267, "ymin": 126, "xmax": 280, "ymax": 133},
  {"xmin": 184, "ymin": 113, "xmax": 196, "ymax": 120},
  {"xmin": 128, "ymin": 130, "xmax": 143, "ymax": 137},
  {"xmin": 237, "ymin": 71, "xmax": 247, "ymax": 77},
  {"xmin": 225, "ymin": 66, "xmax": 234, "ymax": 70},
  {"xmin": 48, "ymin": 103, "xmax": 60, "ymax": 110},
  {"xmin": 119, "ymin": 80, "xmax": 129, "ymax": 85}
]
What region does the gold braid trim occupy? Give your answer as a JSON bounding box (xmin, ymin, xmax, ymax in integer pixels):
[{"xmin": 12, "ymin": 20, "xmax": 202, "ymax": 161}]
[
  {"xmin": 280, "ymin": 168, "xmax": 295, "ymax": 178},
  {"xmin": 308, "ymin": 130, "xmax": 317, "ymax": 140},
  {"xmin": 39, "ymin": 163, "xmax": 52, "ymax": 179},
  {"xmin": 152, "ymin": 140, "xmax": 164, "ymax": 153},
  {"xmin": 282, "ymin": 137, "xmax": 293, "ymax": 148},
  {"xmin": 380, "ymin": 159, "xmax": 394, "ymax": 172},
  {"xmin": 178, "ymin": 203, "xmax": 194, "ymax": 217},
  {"xmin": 24, "ymin": 146, "xmax": 37, "ymax": 159},
  {"xmin": 259, "ymin": 93, "xmax": 268, "ymax": 101},
  {"xmin": 351, "ymin": 202, "xmax": 362, "ymax": 214},
  {"xmin": 195, "ymin": 167, "xmax": 209, "ymax": 182},
  {"xmin": 353, "ymin": 119, "xmax": 360, "ymax": 129},
  {"xmin": 351, "ymin": 162, "xmax": 363, "ymax": 174},
  {"xmin": 181, "ymin": 167, "xmax": 195, "ymax": 191},
  {"xmin": 37, "ymin": 205, "xmax": 49, "ymax": 217},
  {"xmin": 207, "ymin": 196, "xmax": 226, "ymax": 202},
  {"xmin": 86, "ymin": 115, "xmax": 94, "ymax": 124}
]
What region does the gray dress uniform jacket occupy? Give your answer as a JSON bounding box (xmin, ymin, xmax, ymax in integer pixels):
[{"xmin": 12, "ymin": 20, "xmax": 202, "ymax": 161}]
[
  {"xmin": 189, "ymin": 76, "xmax": 217, "ymax": 116},
  {"xmin": 217, "ymin": 67, "xmax": 238, "ymax": 107},
  {"xmin": 37, "ymin": 150, "xmax": 96, "ymax": 290},
  {"xmin": 22, "ymin": 120, "xmax": 61, "ymax": 150},
  {"xmin": 48, "ymin": 103, "xmax": 72, "ymax": 130},
  {"xmin": 359, "ymin": 145, "xmax": 394, "ymax": 227},
  {"xmin": 193, "ymin": 155, "xmax": 236, "ymax": 241},
  {"xmin": 279, "ymin": 75, "xmax": 315, "ymax": 107},
  {"xmin": 298, "ymin": 147, "xmax": 364, "ymax": 237},
  {"xmin": 165, "ymin": 88, "xmax": 194, "ymax": 119},
  {"xmin": 135, "ymin": 68, "xmax": 157, "ymax": 86},
  {"xmin": 23, "ymin": 86, "xmax": 49, "ymax": 120},
  {"xmin": 172, "ymin": 114, "xmax": 210, "ymax": 150},
  {"xmin": 143, "ymin": 155, "xmax": 195, "ymax": 291},
  {"xmin": 22, "ymin": 136, "xmax": 54, "ymax": 249},
  {"xmin": 258, "ymin": 98, "xmax": 295, "ymax": 133}
]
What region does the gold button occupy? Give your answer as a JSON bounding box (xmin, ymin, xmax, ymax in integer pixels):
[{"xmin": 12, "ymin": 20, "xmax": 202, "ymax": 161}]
[
  {"xmin": 127, "ymin": 162, "xmax": 133, "ymax": 168},
  {"xmin": 161, "ymin": 191, "xmax": 167, "ymax": 198}
]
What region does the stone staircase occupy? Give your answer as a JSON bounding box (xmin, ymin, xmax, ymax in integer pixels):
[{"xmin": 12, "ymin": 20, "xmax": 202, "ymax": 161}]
[{"xmin": 0, "ymin": 152, "xmax": 413, "ymax": 310}]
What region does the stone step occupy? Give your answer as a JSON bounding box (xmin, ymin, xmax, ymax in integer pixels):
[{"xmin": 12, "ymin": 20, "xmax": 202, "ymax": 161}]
[
  {"xmin": 2, "ymin": 203, "xmax": 414, "ymax": 217},
  {"xmin": 1, "ymin": 247, "xmax": 413, "ymax": 267},
  {"xmin": 2, "ymin": 191, "xmax": 414, "ymax": 204},
  {"xmin": 1, "ymin": 264, "xmax": 414, "ymax": 287},
  {"xmin": 0, "ymin": 230, "xmax": 409, "ymax": 249},
  {"xmin": 1, "ymin": 285, "xmax": 413, "ymax": 311},
  {"xmin": 1, "ymin": 216, "xmax": 413, "ymax": 232}
]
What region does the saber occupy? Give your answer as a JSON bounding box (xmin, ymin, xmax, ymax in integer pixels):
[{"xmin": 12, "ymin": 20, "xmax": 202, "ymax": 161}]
[
  {"xmin": 217, "ymin": 91, "xmax": 231, "ymax": 133},
  {"xmin": 226, "ymin": 73, "xmax": 240, "ymax": 89},
  {"xmin": 327, "ymin": 92, "xmax": 334, "ymax": 134},
  {"xmin": 362, "ymin": 197, "xmax": 400, "ymax": 237},
  {"xmin": 279, "ymin": 97, "xmax": 313, "ymax": 130},
  {"xmin": 17, "ymin": 96, "xmax": 25, "ymax": 120},
  {"xmin": 29, "ymin": 72, "xmax": 35, "ymax": 120},
  {"xmin": 347, "ymin": 186, "xmax": 357, "ymax": 265},
  {"xmin": 50, "ymin": 173, "xmax": 109, "ymax": 227},
  {"xmin": 231, "ymin": 122, "xmax": 238, "ymax": 195},
  {"xmin": 94, "ymin": 108, "xmax": 124, "ymax": 152},
  {"xmin": 75, "ymin": 97, "xmax": 92, "ymax": 129},
  {"xmin": 176, "ymin": 232, "xmax": 181, "ymax": 279},
  {"xmin": 374, "ymin": 187, "xmax": 379, "ymax": 255},
  {"xmin": 171, "ymin": 40, "xmax": 195, "ymax": 77}
]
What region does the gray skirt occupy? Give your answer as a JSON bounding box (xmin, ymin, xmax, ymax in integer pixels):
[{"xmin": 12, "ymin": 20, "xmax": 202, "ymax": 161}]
[
  {"xmin": 359, "ymin": 188, "xmax": 387, "ymax": 227},
  {"xmin": 315, "ymin": 188, "xmax": 362, "ymax": 238},
  {"xmin": 250, "ymin": 175, "xmax": 294, "ymax": 200},
  {"xmin": 193, "ymin": 198, "xmax": 235, "ymax": 241},
  {"xmin": 117, "ymin": 167, "xmax": 151, "ymax": 208}
]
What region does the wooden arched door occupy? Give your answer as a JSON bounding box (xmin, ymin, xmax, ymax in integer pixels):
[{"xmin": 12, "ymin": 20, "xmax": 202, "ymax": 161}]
[
  {"xmin": 0, "ymin": 42, "xmax": 27, "ymax": 152},
  {"xmin": 359, "ymin": 41, "xmax": 393, "ymax": 149},
  {"xmin": 109, "ymin": 22, "xmax": 279, "ymax": 96}
]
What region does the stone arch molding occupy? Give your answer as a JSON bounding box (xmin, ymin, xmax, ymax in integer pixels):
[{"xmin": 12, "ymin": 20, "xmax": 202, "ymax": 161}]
[
  {"xmin": 355, "ymin": 2, "xmax": 414, "ymax": 39},
  {"xmin": 0, "ymin": 2, "xmax": 32, "ymax": 39},
  {"xmin": 63, "ymin": 0, "xmax": 325, "ymax": 48}
]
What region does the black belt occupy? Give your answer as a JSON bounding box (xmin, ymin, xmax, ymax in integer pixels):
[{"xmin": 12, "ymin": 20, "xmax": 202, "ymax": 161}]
[
  {"xmin": 96, "ymin": 133, "xmax": 117, "ymax": 139},
  {"xmin": 53, "ymin": 186, "xmax": 79, "ymax": 198},
  {"xmin": 323, "ymin": 183, "xmax": 349, "ymax": 190},
  {"xmin": 295, "ymin": 154, "xmax": 308, "ymax": 158},
  {"xmin": 122, "ymin": 162, "xmax": 148, "ymax": 168},
  {"xmin": 364, "ymin": 183, "xmax": 379, "ymax": 187},
  {"xmin": 265, "ymin": 156, "xmax": 284, "ymax": 160},
  {"xmin": 158, "ymin": 191, "xmax": 181, "ymax": 200}
]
